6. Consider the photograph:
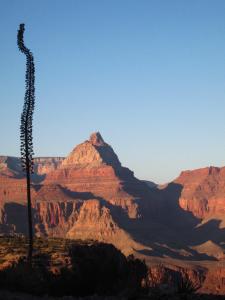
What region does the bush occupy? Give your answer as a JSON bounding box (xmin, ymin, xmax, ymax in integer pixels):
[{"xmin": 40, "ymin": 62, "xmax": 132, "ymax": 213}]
[
  {"xmin": 176, "ymin": 271, "xmax": 201, "ymax": 294},
  {"xmin": 0, "ymin": 241, "xmax": 148, "ymax": 297},
  {"xmin": 52, "ymin": 243, "xmax": 147, "ymax": 296},
  {"xmin": 0, "ymin": 254, "xmax": 53, "ymax": 295}
]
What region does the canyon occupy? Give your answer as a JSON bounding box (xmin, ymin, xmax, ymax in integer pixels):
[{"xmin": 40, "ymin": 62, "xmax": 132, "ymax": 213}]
[{"xmin": 0, "ymin": 132, "xmax": 225, "ymax": 294}]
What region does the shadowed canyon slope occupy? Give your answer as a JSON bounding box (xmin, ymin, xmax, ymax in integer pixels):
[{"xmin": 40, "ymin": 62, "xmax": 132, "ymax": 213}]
[{"xmin": 0, "ymin": 132, "xmax": 225, "ymax": 293}]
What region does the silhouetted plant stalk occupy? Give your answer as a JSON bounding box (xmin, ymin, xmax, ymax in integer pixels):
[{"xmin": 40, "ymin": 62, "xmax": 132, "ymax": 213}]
[{"xmin": 17, "ymin": 23, "xmax": 35, "ymax": 265}]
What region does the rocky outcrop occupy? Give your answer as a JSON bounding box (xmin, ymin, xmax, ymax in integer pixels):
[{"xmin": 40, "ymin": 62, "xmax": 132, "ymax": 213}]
[
  {"xmin": 201, "ymin": 266, "xmax": 225, "ymax": 294},
  {"xmin": 0, "ymin": 156, "xmax": 22, "ymax": 178},
  {"xmin": 1, "ymin": 134, "xmax": 225, "ymax": 252},
  {"xmin": 148, "ymin": 262, "xmax": 225, "ymax": 295},
  {"xmin": 66, "ymin": 199, "xmax": 141, "ymax": 254},
  {"xmin": 174, "ymin": 166, "xmax": 225, "ymax": 219},
  {"xmin": 0, "ymin": 176, "xmax": 34, "ymax": 204},
  {"xmin": 0, "ymin": 156, "xmax": 64, "ymax": 204},
  {"xmin": 44, "ymin": 132, "xmax": 147, "ymax": 219},
  {"xmin": 0, "ymin": 133, "xmax": 154, "ymax": 255},
  {"xmin": 0, "ymin": 156, "xmax": 64, "ymax": 179},
  {"xmin": 33, "ymin": 157, "xmax": 64, "ymax": 175},
  {"xmin": 61, "ymin": 132, "xmax": 121, "ymax": 169},
  {"xmin": 1, "ymin": 132, "xmax": 225, "ymax": 294},
  {"xmin": 34, "ymin": 199, "xmax": 81, "ymax": 237}
]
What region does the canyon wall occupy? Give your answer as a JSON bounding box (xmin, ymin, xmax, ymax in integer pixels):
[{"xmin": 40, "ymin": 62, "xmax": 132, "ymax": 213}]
[{"xmin": 0, "ymin": 132, "xmax": 225, "ymax": 294}]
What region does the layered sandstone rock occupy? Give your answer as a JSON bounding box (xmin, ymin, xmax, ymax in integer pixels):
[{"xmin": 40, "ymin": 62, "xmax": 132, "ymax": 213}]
[
  {"xmin": 0, "ymin": 156, "xmax": 63, "ymax": 205},
  {"xmin": 33, "ymin": 157, "xmax": 64, "ymax": 175},
  {"xmin": 66, "ymin": 199, "xmax": 142, "ymax": 254},
  {"xmin": 0, "ymin": 133, "xmax": 156, "ymax": 255},
  {"xmin": 44, "ymin": 132, "xmax": 149, "ymax": 219},
  {"xmin": 0, "ymin": 176, "xmax": 34, "ymax": 204},
  {"xmin": 61, "ymin": 132, "xmax": 121, "ymax": 168},
  {"xmin": 0, "ymin": 156, "xmax": 22, "ymax": 178},
  {"xmin": 174, "ymin": 166, "xmax": 225, "ymax": 218},
  {"xmin": 0, "ymin": 156, "xmax": 64, "ymax": 179},
  {"xmin": 1, "ymin": 132, "xmax": 225, "ymax": 294},
  {"xmin": 31, "ymin": 133, "xmax": 156, "ymax": 253},
  {"xmin": 201, "ymin": 266, "xmax": 225, "ymax": 294}
]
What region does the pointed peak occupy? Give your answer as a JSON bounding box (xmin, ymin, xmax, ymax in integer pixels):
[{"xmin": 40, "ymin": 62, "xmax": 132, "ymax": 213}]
[
  {"xmin": 89, "ymin": 132, "xmax": 105, "ymax": 146},
  {"xmin": 60, "ymin": 132, "xmax": 122, "ymax": 169}
]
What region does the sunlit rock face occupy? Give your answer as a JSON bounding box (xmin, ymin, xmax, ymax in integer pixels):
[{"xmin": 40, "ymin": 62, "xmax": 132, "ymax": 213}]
[
  {"xmin": 1, "ymin": 133, "xmax": 225, "ymax": 243},
  {"xmin": 0, "ymin": 132, "xmax": 153, "ymax": 254},
  {"xmin": 0, "ymin": 156, "xmax": 64, "ymax": 206},
  {"xmin": 33, "ymin": 157, "xmax": 64, "ymax": 175},
  {"xmin": 174, "ymin": 166, "xmax": 225, "ymax": 218},
  {"xmin": 60, "ymin": 132, "xmax": 121, "ymax": 168},
  {"xmin": 44, "ymin": 132, "xmax": 146, "ymax": 218},
  {"xmin": 0, "ymin": 156, "xmax": 64, "ymax": 178},
  {"xmin": 0, "ymin": 156, "xmax": 22, "ymax": 178},
  {"xmin": 1, "ymin": 135, "xmax": 225, "ymax": 236},
  {"xmin": 1, "ymin": 132, "xmax": 225, "ymax": 294}
]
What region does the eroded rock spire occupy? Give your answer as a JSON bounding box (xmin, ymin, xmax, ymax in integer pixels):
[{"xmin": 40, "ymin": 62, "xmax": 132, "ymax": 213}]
[{"xmin": 89, "ymin": 132, "xmax": 105, "ymax": 146}]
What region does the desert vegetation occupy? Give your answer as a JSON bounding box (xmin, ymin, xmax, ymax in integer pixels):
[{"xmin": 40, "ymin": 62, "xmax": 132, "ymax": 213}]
[
  {"xmin": 0, "ymin": 237, "xmax": 223, "ymax": 299},
  {"xmin": 0, "ymin": 237, "xmax": 147, "ymax": 297},
  {"xmin": 17, "ymin": 23, "xmax": 36, "ymax": 264}
]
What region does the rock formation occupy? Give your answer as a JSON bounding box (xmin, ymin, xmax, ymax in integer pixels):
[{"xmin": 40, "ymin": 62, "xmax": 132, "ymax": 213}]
[
  {"xmin": 33, "ymin": 157, "xmax": 64, "ymax": 176},
  {"xmin": 174, "ymin": 166, "xmax": 225, "ymax": 219},
  {"xmin": 0, "ymin": 132, "xmax": 225, "ymax": 294},
  {"xmin": 0, "ymin": 156, "xmax": 64, "ymax": 179},
  {"xmin": 44, "ymin": 132, "xmax": 152, "ymax": 219}
]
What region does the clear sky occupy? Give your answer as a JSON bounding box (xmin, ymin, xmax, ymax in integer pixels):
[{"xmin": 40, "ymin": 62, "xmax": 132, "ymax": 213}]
[{"xmin": 1, "ymin": 0, "xmax": 225, "ymax": 184}]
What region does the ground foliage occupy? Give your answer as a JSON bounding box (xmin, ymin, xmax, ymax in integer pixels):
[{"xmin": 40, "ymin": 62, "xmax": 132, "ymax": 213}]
[
  {"xmin": 0, "ymin": 237, "xmax": 147, "ymax": 297},
  {"xmin": 0, "ymin": 237, "xmax": 222, "ymax": 299}
]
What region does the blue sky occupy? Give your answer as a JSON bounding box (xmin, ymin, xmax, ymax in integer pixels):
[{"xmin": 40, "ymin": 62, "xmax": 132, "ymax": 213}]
[{"xmin": 1, "ymin": 0, "xmax": 225, "ymax": 183}]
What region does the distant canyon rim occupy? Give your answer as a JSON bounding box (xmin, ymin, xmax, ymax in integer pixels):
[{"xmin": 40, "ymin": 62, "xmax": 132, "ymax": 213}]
[{"xmin": 0, "ymin": 132, "xmax": 225, "ymax": 294}]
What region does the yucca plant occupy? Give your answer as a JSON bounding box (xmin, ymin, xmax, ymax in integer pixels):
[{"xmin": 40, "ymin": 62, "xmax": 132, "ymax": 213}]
[
  {"xmin": 176, "ymin": 271, "xmax": 201, "ymax": 294},
  {"xmin": 17, "ymin": 23, "xmax": 35, "ymax": 265}
]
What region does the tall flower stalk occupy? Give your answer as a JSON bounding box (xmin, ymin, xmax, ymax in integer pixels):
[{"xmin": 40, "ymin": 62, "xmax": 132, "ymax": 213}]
[{"xmin": 17, "ymin": 23, "xmax": 35, "ymax": 264}]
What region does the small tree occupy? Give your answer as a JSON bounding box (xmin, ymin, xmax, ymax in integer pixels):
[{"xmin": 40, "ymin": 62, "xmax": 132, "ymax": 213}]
[{"xmin": 17, "ymin": 24, "xmax": 35, "ymax": 265}]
